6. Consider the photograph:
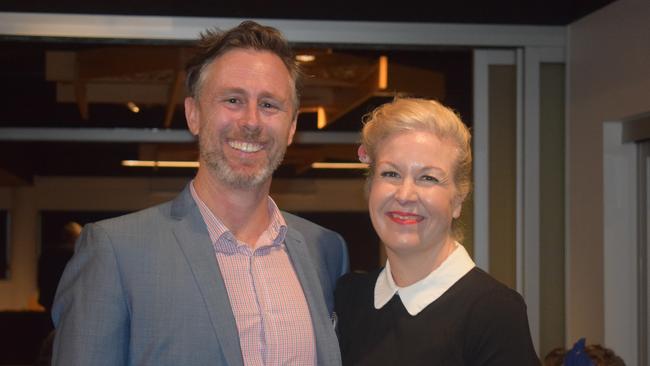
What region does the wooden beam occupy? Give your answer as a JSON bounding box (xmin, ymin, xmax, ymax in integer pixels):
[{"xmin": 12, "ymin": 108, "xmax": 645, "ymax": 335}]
[
  {"xmin": 0, "ymin": 168, "xmax": 31, "ymax": 186},
  {"xmin": 76, "ymin": 46, "xmax": 191, "ymax": 80}
]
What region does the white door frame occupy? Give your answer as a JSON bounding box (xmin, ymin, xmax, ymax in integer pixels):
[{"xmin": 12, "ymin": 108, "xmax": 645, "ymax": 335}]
[
  {"xmin": 603, "ymin": 113, "xmax": 650, "ymax": 366},
  {"xmin": 473, "ymin": 46, "xmax": 564, "ymax": 353}
]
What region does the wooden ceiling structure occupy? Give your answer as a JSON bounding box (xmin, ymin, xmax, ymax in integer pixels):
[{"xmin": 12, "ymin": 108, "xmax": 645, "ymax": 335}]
[
  {"xmin": 0, "ymin": 1, "xmax": 617, "ymax": 184},
  {"xmin": 45, "ymin": 46, "xmax": 445, "ymax": 128}
]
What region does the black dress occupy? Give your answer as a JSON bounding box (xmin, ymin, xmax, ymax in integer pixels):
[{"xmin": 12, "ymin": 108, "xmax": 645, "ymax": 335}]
[{"xmin": 335, "ymin": 267, "xmax": 540, "ymax": 366}]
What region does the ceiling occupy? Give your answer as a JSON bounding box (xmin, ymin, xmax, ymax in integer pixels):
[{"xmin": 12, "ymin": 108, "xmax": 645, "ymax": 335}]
[
  {"xmin": 0, "ymin": 0, "xmax": 616, "ymax": 25},
  {"xmin": 0, "ymin": 1, "xmax": 617, "ymax": 185}
]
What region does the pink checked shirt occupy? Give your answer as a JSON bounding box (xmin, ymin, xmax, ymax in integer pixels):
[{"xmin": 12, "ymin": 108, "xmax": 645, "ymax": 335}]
[{"xmin": 190, "ymin": 183, "xmax": 316, "ymax": 365}]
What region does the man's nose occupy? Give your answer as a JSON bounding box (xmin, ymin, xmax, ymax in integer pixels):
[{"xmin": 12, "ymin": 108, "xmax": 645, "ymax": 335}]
[{"xmin": 238, "ymin": 103, "xmax": 262, "ymax": 129}]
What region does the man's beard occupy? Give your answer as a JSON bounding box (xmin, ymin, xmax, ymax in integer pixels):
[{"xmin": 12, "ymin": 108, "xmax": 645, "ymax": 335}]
[{"xmin": 198, "ymin": 131, "xmax": 286, "ymax": 190}]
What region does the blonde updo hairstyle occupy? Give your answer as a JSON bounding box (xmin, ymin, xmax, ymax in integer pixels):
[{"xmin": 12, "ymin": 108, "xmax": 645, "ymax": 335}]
[{"xmin": 360, "ymin": 97, "xmax": 472, "ymax": 236}]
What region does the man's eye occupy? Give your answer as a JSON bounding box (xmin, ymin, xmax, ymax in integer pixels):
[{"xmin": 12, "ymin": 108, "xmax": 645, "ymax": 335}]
[
  {"xmin": 260, "ymin": 101, "xmax": 279, "ymax": 109},
  {"xmin": 225, "ymin": 98, "xmax": 239, "ymax": 104}
]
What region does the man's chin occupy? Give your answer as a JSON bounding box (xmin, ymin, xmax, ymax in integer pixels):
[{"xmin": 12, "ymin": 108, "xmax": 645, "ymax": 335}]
[
  {"xmin": 219, "ymin": 169, "xmax": 271, "ymax": 190},
  {"xmin": 200, "ymin": 151, "xmax": 281, "ymax": 190}
]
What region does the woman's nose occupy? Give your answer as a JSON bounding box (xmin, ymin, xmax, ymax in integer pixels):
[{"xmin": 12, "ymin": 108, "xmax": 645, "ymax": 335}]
[{"xmin": 394, "ymin": 180, "xmax": 417, "ymax": 204}]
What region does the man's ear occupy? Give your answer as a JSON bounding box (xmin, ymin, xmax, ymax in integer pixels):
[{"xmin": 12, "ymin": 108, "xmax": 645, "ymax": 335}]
[{"xmin": 185, "ymin": 97, "xmax": 200, "ymax": 136}]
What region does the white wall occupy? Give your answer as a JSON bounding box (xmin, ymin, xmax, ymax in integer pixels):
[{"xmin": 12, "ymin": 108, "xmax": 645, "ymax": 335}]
[
  {"xmin": 567, "ymin": 0, "xmax": 650, "ymax": 356},
  {"xmin": 603, "ymin": 121, "xmax": 642, "ymax": 365},
  {"xmin": 0, "ymin": 176, "xmax": 366, "ymax": 310}
]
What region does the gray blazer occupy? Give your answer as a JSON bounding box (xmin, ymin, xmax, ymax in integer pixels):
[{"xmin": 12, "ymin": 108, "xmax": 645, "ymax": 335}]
[{"xmin": 51, "ymin": 185, "xmax": 349, "ymax": 365}]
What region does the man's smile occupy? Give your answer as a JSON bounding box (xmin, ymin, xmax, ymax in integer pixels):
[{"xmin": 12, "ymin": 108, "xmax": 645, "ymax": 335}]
[{"xmin": 227, "ymin": 139, "xmax": 264, "ymax": 153}]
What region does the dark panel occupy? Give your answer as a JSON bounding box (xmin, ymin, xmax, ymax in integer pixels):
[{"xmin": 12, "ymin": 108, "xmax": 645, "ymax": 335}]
[
  {"xmin": 40, "ymin": 210, "xmax": 129, "ymax": 249},
  {"xmin": 0, "ymin": 311, "xmax": 52, "ymax": 365},
  {"xmin": 0, "ymin": 210, "xmax": 7, "ymax": 279},
  {"xmin": 296, "ymin": 211, "xmax": 380, "ymax": 273}
]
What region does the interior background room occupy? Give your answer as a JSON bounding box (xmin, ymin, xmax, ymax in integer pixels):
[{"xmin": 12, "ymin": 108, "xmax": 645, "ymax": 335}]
[{"xmin": 0, "ymin": 0, "xmax": 648, "ymax": 364}]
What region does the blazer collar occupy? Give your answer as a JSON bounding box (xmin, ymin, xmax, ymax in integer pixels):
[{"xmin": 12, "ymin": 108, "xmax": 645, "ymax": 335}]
[
  {"xmin": 169, "ymin": 186, "xmax": 340, "ymax": 366},
  {"xmin": 283, "ymin": 222, "xmax": 342, "ymax": 366},
  {"xmin": 170, "ymin": 184, "xmax": 245, "ymax": 366}
]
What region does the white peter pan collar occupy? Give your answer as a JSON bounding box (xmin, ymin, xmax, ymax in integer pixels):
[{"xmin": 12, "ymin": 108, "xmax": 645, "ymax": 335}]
[{"xmin": 374, "ymin": 242, "xmax": 475, "ymax": 316}]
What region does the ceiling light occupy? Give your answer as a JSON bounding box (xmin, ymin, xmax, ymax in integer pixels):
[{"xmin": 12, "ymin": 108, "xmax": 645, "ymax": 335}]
[
  {"xmin": 121, "ymin": 160, "xmax": 198, "ymax": 168},
  {"xmin": 316, "ymin": 107, "xmax": 327, "ymax": 129},
  {"xmin": 378, "ymin": 55, "xmax": 388, "ymax": 90},
  {"xmin": 295, "ymin": 54, "xmax": 316, "ymax": 62},
  {"xmin": 126, "ymin": 101, "xmax": 140, "ymax": 113},
  {"xmin": 310, "ymin": 162, "xmax": 368, "ymax": 170}
]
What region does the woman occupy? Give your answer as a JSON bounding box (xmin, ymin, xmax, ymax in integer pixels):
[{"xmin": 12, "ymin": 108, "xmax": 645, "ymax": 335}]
[{"xmin": 335, "ymin": 97, "xmax": 539, "ymax": 365}]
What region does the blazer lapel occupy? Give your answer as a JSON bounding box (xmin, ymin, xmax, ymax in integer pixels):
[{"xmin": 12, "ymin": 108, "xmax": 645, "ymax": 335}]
[
  {"xmin": 170, "ymin": 187, "xmax": 244, "ymax": 366},
  {"xmin": 285, "ymin": 228, "xmax": 342, "ymax": 366}
]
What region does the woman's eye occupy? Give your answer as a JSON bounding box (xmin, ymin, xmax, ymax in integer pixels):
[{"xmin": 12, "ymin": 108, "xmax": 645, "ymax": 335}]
[
  {"xmin": 379, "ymin": 171, "xmax": 400, "ymax": 178},
  {"xmin": 421, "ymin": 175, "xmax": 440, "ymax": 183}
]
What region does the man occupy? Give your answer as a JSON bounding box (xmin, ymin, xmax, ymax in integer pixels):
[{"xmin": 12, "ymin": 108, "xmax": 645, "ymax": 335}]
[{"xmin": 52, "ymin": 21, "xmax": 349, "ymax": 366}]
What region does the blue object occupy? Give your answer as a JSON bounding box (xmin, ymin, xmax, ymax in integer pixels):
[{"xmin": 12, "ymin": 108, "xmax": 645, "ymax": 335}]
[{"xmin": 564, "ymin": 338, "xmax": 595, "ymax": 366}]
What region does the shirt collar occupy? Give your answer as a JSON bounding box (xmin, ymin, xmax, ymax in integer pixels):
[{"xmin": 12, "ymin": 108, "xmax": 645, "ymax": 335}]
[
  {"xmin": 374, "ymin": 242, "xmax": 475, "ymax": 316},
  {"xmin": 189, "ymin": 180, "xmax": 287, "ymax": 250}
]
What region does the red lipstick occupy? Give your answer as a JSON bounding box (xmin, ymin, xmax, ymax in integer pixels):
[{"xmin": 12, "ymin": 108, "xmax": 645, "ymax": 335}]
[{"xmin": 386, "ymin": 211, "xmax": 423, "ymax": 225}]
